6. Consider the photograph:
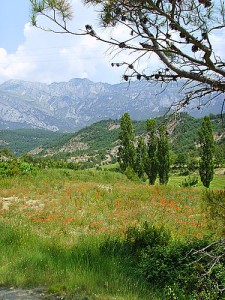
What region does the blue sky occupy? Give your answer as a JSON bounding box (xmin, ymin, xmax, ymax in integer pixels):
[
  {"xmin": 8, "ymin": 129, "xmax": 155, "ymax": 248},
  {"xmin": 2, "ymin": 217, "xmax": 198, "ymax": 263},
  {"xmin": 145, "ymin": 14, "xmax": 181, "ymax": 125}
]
[
  {"xmin": 0, "ymin": 0, "xmax": 124, "ymax": 84},
  {"xmin": 0, "ymin": 1, "xmax": 30, "ymax": 52},
  {"xmin": 0, "ymin": 1, "xmax": 224, "ymax": 85}
]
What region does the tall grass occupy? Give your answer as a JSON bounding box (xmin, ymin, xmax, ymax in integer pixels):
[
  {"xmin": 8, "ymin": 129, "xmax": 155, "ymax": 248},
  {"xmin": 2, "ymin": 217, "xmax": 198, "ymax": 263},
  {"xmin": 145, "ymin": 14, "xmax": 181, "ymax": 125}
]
[
  {"xmin": 0, "ymin": 221, "xmax": 156, "ymax": 299},
  {"xmin": 0, "ymin": 168, "xmax": 224, "ymax": 299}
]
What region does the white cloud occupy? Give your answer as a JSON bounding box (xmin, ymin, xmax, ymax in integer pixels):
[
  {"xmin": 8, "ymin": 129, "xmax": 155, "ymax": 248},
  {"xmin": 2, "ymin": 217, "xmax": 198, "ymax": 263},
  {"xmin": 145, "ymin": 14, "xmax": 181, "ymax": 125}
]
[
  {"xmin": 0, "ymin": 1, "xmax": 224, "ymax": 85},
  {"xmin": 0, "ymin": 2, "xmax": 125, "ymax": 84}
]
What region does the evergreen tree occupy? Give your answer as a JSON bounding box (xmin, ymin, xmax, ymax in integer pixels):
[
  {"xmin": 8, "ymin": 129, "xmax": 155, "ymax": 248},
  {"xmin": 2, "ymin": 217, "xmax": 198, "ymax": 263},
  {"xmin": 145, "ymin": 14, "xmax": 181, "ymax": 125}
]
[
  {"xmin": 145, "ymin": 119, "xmax": 158, "ymax": 185},
  {"xmin": 198, "ymin": 116, "xmax": 215, "ymax": 188},
  {"xmin": 135, "ymin": 136, "xmax": 147, "ymax": 179},
  {"xmin": 157, "ymin": 125, "xmax": 170, "ymax": 185},
  {"xmin": 117, "ymin": 113, "xmax": 136, "ymax": 172}
]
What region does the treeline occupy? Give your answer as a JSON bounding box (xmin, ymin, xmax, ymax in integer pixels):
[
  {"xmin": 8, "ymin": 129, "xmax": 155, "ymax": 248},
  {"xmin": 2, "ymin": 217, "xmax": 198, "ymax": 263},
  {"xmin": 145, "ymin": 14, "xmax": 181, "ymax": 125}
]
[
  {"xmin": 118, "ymin": 113, "xmax": 169, "ymax": 184},
  {"xmin": 117, "ymin": 113, "xmax": 216, "ymax": 188},
  {"xmin": 0, "ymin": 148, "xmax": 80, "ymax": 177}
]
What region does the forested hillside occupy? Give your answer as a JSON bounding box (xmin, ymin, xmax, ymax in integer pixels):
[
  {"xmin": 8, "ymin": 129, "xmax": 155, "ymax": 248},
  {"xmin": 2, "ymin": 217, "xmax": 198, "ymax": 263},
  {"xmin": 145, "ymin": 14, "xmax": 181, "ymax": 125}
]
[
  {"xmin": 0, "ymin": 113, "xmax": 224, "ymax": 168},
  {"xmin": 0, "ymin": 129, "xmax": 72, "ymax": 156},
  {"xmin": 9, "ymin": 112, "xmax": 222, "ymax": 168}
]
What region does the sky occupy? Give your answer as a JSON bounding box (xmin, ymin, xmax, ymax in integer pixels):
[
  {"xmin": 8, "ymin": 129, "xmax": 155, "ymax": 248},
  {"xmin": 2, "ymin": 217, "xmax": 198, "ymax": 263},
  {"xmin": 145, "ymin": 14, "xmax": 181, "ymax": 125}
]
[
  {"xmin": 0, "ymin": 0, "xmax": 225, "ymax": 85},
  {"xmin": 0, "ymin": 0, "xmax": 126, "ymax": 84}
]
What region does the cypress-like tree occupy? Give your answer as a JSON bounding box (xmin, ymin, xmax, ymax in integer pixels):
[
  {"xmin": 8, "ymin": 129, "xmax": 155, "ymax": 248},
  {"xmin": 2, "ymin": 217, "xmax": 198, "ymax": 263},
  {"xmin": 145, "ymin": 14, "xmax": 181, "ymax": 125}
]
[
  {"xmin": 198, "ymin": 116, "xmax": 215, "ymax": 188},
  {"xmin": 117, "ymin": 113, "xmax": 136, "ymax": 172},
  {"xmin": 157, "ymin": 125, "xmax": 170, "ymax": 185},
  {"xmin": 135, "ymin": 136, "xmax": 147, "ymax": 179},
  {"xmin": 145, "ymin": 119, "xmax": 158, "ymax": 185}
]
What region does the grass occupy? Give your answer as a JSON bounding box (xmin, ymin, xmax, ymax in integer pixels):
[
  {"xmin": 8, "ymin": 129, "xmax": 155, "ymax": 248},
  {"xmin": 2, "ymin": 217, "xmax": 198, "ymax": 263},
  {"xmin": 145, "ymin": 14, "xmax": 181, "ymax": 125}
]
[{"xmin": 0, "ymin": 168, "xmax": 224, "ymax": 299}]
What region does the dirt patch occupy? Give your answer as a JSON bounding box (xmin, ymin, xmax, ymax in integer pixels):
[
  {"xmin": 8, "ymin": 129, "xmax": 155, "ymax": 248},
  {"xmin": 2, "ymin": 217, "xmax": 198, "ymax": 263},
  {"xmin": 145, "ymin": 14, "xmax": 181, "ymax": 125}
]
[
  {"xmin": 0, "ymin": 287, "xmax": 65, "ymax": 300},
  {"xmin": 215, "ymin": 168, "xmax": 225, "ymax": 175}
]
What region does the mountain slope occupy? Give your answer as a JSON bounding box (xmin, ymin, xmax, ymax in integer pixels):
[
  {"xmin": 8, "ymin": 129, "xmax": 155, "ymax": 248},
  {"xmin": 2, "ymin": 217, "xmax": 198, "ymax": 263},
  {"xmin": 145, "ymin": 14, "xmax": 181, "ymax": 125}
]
[
  {"xmin": 34, "ymin": 113, "xmax": 225, "ymax": 166},
  {"xmin": 0, "ymin": 78, "xmax": 223, "ymax": 132}
]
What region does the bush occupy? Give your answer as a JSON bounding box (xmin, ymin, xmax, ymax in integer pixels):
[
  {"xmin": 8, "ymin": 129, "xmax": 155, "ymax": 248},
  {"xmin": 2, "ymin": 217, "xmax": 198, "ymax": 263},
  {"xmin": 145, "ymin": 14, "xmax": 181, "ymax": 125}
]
[
  {"xmin": 181, "ymin": 175, "xmax": 198, "ymax": 187},
  {"xmin": 124, "ymin": 166, "xmax": 140, "ymax": 182},
  {"xmin": 0, "ymin": 160, "xmax": 37, "ymax": 177},
  {"xmin": 139, "ymin": 238, "xmax": 225, "ymax": 299},
  {"xmin": 100, "ymin": 222, "xmax": 171, "ymax": 257},
  {"xmin": 101, "ymin": 222, "xmax": 225, "ymax": 299},
  {"xmin": 202, "ymin": 189, "xmax": 225, "ymax": 234}
]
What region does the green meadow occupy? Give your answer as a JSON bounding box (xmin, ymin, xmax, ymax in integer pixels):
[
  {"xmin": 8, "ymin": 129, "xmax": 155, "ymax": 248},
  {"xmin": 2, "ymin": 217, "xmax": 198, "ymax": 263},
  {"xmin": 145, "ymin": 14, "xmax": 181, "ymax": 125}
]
[{"xmin": 0, "ymin": 168, "xmax": 224, "ymax": 299}]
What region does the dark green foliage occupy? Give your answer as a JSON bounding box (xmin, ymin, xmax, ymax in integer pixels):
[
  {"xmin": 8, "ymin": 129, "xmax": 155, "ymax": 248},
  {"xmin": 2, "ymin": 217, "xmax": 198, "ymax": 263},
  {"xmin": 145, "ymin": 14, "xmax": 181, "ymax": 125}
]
[
  {"xmin": 0, "ymin": 129, "xmax": 70, "ymax": 156},
  {"xmin": 139, "ymin": 238, "xmax": 224, "ymax": 299},
  {"xmin": 202, "ymin": 189, "xmax": 225, "ymax": 234},
  {"xmin": 0, "ymin": 160, "xmax": 37, "ymax": 177},
  {"xmin": 187, "ymin": 155, "xmax": 199, "ymax": 172},
  {"xmin": 198, "ymin": 116, "xmax": 215, "ymax": 188},
  {"xmin": 145, "ymin": 119, "xmax": 158, "ymax": 185},
  {"xmin": 0, "ymin": 147, "xmax": 16, "ymax": 159},
  {"xmin": 122, "ymin": 222, "xmax": 171, "ymax": 256},
  {"xmin": 181, "ymin": 175, "xmax": 198, "ymax": 187},
  {"xmin": 134, "ymin": 136, "xmax": 147, "ymax": 179},
  {"xmin": 123, "ymin": 165, "xmax": 140, "ymax": 181},
  {"xmin": 175, "ymin": 152, "xmax": 187, "ymax": 174},
  {"xmin": 171, "ymin": 113, "xmax": 200, "ymax": 155},
  {"xmin": 157, "ymin": 125, "xmax": 170, "ymax": 185},
  {"xmin": 214, "ymin": 145, "xmax": 225, "ymax": 168},
  {"xmin": 100, "ymin": 222, "xmax": 171, "ymax": 257},
  {"xmin": 101, "ymin": 222, "xmax": 225, "ymax": 299},
  {"xmin": 117, "ymin": 113, "xmax": 136, "ymax": 172},
  {"xmin": 1, "ymin": 114, "xmax": 224, "ymax": 170}
]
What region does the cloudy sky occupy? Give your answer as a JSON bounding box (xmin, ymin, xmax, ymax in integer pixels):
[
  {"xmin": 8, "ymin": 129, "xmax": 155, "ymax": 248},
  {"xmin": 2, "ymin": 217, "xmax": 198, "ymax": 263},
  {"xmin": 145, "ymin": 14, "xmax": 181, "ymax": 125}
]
[
  {"xmin": 0, "ymin": 0, "xmax": 128, "ymax": 84},
  {"xmin": 0, "ymin": 0, "xmax": 225, "ymax": 85}
]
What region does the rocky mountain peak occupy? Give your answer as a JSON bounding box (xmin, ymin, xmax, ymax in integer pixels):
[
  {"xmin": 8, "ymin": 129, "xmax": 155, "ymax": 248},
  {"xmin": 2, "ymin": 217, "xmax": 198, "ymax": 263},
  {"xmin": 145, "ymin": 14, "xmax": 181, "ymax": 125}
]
[{"xmin": 0, "ymin": 78, "xmax": 223, "ymax": 132}]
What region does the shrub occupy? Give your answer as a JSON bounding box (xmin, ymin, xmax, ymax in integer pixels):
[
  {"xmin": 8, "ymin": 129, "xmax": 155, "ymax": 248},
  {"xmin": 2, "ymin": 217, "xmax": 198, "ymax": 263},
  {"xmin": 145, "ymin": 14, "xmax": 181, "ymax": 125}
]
[
  {"xmin": 124, "ymin": 166, "xmax": 140, "ymax": 182},
  {"xmin": 181, "ymin": 175, "xmax": 198, "ymax": 187},
  {"xmin": 101, "ymin": 222, "xmax": 225, "ymax": 299},
  {"xmin": 100, "ymin": 222, "xmax": 171, "ymax": 257},
  {"xmin": 139, "ymin": 238, "xmax": 225, "ymax": 299},
  {"xmin": 201, "ymin": 189, "xmax": 225, "ymax": 234},
  {"xmin": 0, "ymin": 160, "xmax": 37, "ymax": 177}
]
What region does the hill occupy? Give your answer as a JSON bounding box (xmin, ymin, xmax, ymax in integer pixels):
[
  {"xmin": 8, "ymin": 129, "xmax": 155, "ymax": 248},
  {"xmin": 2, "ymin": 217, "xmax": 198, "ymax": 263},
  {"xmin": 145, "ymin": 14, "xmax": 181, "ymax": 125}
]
[
  {"xmin": 29, "ymin": 113, "xmax": 225, "ymax": 167},
  {"xmin": 0, "ymin": 113, "xmax": 224, "ymax": 165},
  {"xmin": 0, "ymin": 129, "xmax": 72, "ymax": 156}
]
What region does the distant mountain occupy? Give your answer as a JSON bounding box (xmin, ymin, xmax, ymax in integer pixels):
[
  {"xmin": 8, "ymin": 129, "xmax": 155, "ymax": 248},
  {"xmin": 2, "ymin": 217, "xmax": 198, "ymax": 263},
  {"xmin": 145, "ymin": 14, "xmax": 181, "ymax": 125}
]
[{"xmin": 0, "ymin": 78, "xmax": 223, "ymax": 132}]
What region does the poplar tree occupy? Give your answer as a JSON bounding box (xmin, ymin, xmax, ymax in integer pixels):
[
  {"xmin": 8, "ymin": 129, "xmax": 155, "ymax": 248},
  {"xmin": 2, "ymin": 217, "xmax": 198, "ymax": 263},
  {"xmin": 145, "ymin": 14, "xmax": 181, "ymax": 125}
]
[
  {"xmin": 117, "ymin": 113, "xmax": 136, "ymax": 172},
  {"xmin": 157, "ymin": 125, "xmax": 170, "ymax": 185},
  {"xmin": 198, "ymin": 116, "xmax": 215, "ymax": 188},
  {"xmin": 135, "ymin": 136, "xmax": 147, "ymax": 179},
  {"xmin": 145, "ymin": 119, "xmax": 158, "ymax": 185}
]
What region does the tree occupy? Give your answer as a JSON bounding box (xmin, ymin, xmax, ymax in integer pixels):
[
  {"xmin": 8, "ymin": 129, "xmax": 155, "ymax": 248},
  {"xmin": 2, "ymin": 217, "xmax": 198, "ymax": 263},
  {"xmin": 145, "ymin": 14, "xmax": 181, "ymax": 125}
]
[
  {"xmin": 135, "ymin": 136, "xmax": 147, "ymax": 179},
  {"xmin": 117, "ymin": 113, "xmax": 136, "ymax": 172},
  {"xmin": 175, "ymin": 152, "xmax": 187, "ymax": 174},
  {"xmin": 198, "ymin": 116, "xmax": 215, "ymax": 188},
  {"xmin": 145, "ymin": 119, "xmax": 158, "ymax": 185},
  {"xmin": 30, "ymin": 0, "xmax": 225, "ymax": 109},
  {"xmin": 214, "ymin": 145, "xmax": 225, "ymax": 168},
  {"xmin": 157, "ymin": 125, "xmax": 170, "ymax": 184}
]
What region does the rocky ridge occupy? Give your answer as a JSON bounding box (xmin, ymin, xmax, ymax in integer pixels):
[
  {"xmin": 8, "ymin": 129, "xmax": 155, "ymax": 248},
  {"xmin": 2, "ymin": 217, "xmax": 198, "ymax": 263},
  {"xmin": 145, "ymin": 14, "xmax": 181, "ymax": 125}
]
[{"xmin": 0, "ymin": 78, "xmax": 222, "ymax": 132}]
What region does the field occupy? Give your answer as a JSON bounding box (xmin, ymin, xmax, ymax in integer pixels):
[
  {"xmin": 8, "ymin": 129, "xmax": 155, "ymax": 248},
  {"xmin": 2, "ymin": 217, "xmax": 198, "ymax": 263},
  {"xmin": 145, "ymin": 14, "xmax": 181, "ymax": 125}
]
[{"xmin": 0, "ymin": 169, "xmax": 224, "ymax": 299}]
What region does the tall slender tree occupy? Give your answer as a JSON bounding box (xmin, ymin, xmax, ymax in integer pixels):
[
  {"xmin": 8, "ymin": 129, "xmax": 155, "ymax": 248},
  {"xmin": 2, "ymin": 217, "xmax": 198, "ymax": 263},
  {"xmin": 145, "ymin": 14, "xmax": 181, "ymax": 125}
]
[
  {"xmin": 117, "ymin": 113, "xmax": 136, "ymax": 172},
  {"xmin": 198, "ymin": 116, "xmax": 215, "ymax": 188},
  {"xmin": 135, "ymin": 136, "xmax": 147, "ymax": 179},
  {"xmin": 157, "ymin": 125, "xmax": 170, "ymax": 185},
  {"xmin": 145, "ymin": 119, "xmax": 158, "ymax": 185}
]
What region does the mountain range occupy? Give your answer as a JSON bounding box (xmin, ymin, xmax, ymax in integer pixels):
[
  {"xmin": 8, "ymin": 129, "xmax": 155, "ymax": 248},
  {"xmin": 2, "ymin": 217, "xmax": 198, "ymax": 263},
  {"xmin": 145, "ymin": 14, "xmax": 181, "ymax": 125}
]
[{"xmin": 0, "ymin": 78, "xmax": 223, "ymax": 132}]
